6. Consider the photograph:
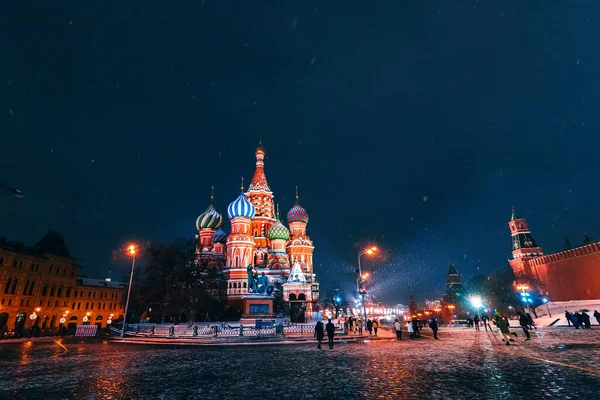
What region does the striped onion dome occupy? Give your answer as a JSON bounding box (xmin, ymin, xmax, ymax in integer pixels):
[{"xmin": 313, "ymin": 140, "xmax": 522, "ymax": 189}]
[
  {"xmin": 211, "ymin": 226, "xmax": 228, "ymax": 243},
  {"xmin": 196, "ymin": 203, "xmax": 223, "ymax": 230},
  {"xmin": 287, "ymin": 204, "xmax": 309, "ymax": 224},
  {"xmin": 267, "ymin": 218, "xmax": 290, "ymax": 241},
  {"xmin": 227, "ymin": 192, "xmax": 256, "ymax": 219}
]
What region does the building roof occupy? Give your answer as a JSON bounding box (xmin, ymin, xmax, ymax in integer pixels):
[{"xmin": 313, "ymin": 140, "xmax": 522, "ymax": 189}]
[{"xmin": 33, "ymin": 231, "xmax": 73, "ymax": 259}]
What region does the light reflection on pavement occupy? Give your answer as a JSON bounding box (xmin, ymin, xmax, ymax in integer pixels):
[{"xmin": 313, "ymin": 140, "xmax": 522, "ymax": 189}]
[{"xmin": 0, "ymin": 328, "xmax": 599, "ymax": 399}]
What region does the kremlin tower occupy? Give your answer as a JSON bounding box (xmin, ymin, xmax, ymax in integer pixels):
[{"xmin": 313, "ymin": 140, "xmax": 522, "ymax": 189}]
[
  {"xmin": 508, "ymin": 207, "xmax": 544, "ymax": 283},
  {"xmin": 194, "ymin": 143, "xmax": 319, "ymax": 320}
]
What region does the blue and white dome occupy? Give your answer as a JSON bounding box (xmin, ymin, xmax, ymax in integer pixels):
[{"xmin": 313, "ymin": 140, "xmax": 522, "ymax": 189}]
[{"xmin": 227, "ymin": 192, "xmax": 256, "ymax": 219}]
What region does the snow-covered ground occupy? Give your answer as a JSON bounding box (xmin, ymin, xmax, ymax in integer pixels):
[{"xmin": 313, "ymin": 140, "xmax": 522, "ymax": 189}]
[{"xmin": 531, "ymin": 300, "xmax": 600, "ymax": 327}]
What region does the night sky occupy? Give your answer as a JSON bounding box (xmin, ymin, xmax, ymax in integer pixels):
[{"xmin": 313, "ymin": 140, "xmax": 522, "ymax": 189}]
[{"xmin": 2, "ymin": 1, "xmax": 600, "ymax": 304}]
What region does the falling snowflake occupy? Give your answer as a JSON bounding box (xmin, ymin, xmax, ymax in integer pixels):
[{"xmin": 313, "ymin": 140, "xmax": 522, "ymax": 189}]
[
  {"xmin": 422, "ymin": 196, "xmax": 428, "ymax": 202},
  {"xmin": 310, "ymin": 56, "xmax": 316, "ymax": 66}
]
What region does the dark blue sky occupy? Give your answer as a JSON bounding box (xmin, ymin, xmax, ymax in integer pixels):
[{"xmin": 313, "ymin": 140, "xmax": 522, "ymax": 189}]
[{"xmin": 2, "ymin": 1, "xmax": 599, "ymax": 304}]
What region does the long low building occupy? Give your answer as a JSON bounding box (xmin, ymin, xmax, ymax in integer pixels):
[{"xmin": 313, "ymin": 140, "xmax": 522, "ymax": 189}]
[{"xmin": 0, "ymin": 232, "xmax": 126, "ymax": 333}]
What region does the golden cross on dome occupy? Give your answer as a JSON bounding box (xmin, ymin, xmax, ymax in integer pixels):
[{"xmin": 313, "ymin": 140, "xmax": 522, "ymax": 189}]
[
  {"xmin": 210, "ymin": 185, "xmax": 215, "ymax": 203},
  {"xmin": 241, "ymin": 177, "xmax": 244, "ymax": 191}
]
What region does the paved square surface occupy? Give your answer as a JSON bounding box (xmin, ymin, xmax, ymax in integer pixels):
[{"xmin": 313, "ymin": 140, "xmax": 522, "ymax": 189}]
[{"xmin": 1, "ymin": 327, "xmax": 599, "ymax": 399}]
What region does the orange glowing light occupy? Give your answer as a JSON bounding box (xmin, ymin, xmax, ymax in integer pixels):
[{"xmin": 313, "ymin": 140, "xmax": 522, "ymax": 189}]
[
  {"xmin": 448, "ymin": 305, "xmax": 456, "ymax": 310},
  {"xmin": 362, "ymin": 273, "xmax": 369, "ymax": 279},
  {"xmin": 35, "ymin": 308, "xmax": 41, "ymax": 312},
  {"xmin": 65, "ymin": 311, "xmax": 70, "ymax": 314},
  {"xmin": 128, "ymin": 244, "xmax": 136, "ymax": 255},
  {"xmin": 86, "ymin": 312, "xmax": 91, "ymax": 316},
  {"xmin": 516, "ymin": 283, "xmax": 530, "ymax": 291},
  {"xmin": 434, "ymin": 308, "xmax": 441, "ymax": 312}
]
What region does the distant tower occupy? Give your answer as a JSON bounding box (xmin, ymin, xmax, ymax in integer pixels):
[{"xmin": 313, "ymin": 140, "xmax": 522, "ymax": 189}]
[
  {"xmin": 224, "ymin": 183, "xmax": 256, "ymax": 302},
  {"xmin": 195, "ymin": 187, "xmax": 223, "ymax": 254},
  {"xmin": 508, "ymin": 208, "xmax": 544, "ymax": 280},
  {"xmin": 441, "ymin": 264, "xmax": 469, "ymax": 319},
  {"xmin": 408, "ymin": 285, "xmax": 417, "ymax": 315},
  {"xmin": 286, "ymin": 187, "xmax": 314, "ymax": 281},
  {"xmin": 246, "ymin": 143, "xmax": 276, "ymax": 265}
]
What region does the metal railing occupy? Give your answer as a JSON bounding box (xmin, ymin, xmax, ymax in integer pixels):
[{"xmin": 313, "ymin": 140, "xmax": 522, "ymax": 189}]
[{"xmin": 111, "ymin": 322, "xmax": 344, "ymax": 339}]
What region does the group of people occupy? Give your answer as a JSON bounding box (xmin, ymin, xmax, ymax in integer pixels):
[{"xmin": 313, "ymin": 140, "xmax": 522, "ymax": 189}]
[
  {"xmin": 468, "ymin": 313, "xmax": 492, "ymax": 331},
  {"xmin": 393, "ymin": 317, "xmax": 439, "ymax": 340},
  {"xmin": 342, "ymin": 316, "xmax": 381, "ymax": 336},
  {"xmin": 565, "ymin": 310, "xmax": 600, "ymax": 329}
]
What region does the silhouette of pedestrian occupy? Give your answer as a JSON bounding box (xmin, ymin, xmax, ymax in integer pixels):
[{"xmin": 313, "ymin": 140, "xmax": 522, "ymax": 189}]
[
  {"xmin": 325, "ymin": 318, "xmax": 335, "ymax": 349},
  {"xmin": 412, "ymin": 318, "xmax": 420, "ymax": 338},
  {"xmin": 366, "ymin": 319, "xmax": 373, "ymax": 335},
  {"xmin": 473, "ymin": 315, "xmax": 480, "ymax": 331},
  {"xmin": 394, "ymin": 318, "xmax": 402, "ymax": 340},
  {"xmin": 429, "ymin": 318, "xmax": 439, "ymax": 340},
  {"xmin": 572, "ymin": 312, "xmax": 581, "ymax": 329},
  {"xmin": 314, "ymin": 319, "xmax": 325, "ymax": 349},
  {"xmin": 372, "ymin": 319, "xmax": 379, "ymax": 336},
  {"xmin": 517, "ymin": 311, "xmax": 531, "ymax": 341},
  {"xmin": 594, "ymin": 310, "xmax": 600, "ymax": 326},
  {"xmin": 357, "ymin": 319, "xmax": 363, "ymax": 335},
  {"xmin": 481, "ymin": 313, "xmax": 491, "ymax": 331},
  {"xmin": 581, "ymin": 312, "xmax": 591, "ymax": 329},
  {"xmin": 565, "ymin": 311, "xmax": 573, "ymax": 327}
]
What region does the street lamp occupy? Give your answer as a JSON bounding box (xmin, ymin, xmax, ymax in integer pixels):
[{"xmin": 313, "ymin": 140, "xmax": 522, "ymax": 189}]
[
  {"xmin": 357, "ymin": 246, "xmax": 377, "ymax": 323},
  {"xmin": 121, "ymin": 244, "xmax": 137, "ymax": 338}
]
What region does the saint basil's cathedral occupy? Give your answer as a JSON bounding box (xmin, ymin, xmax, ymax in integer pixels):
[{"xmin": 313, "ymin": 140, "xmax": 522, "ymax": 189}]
[{"xmin": 194, "ymin": 144, "xmax": 318, "ymax": 321}]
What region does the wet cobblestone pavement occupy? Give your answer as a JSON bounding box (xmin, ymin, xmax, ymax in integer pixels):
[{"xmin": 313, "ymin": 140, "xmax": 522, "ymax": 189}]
[{"xmin": 1, "ymin": 327, "xmax": 599, "ymax": 399}]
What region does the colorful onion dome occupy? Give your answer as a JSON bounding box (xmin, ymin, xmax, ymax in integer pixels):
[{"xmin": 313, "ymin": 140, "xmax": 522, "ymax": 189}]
[
  {"xmin": 196, "ymin": 204, "xmax": 223, "ymax": 230},
  {"xmin": 267, "ymin": 252, "xmax": 290, "ymax": 270},
  {"xmin": 268, "ymin": 218, "xmax": 290, "ymax": 241},
  {"xmin": 287, "ymin": 204, "xmax": 309, "ymax": 224},
  {"xmin": 211, "ymin": 226, "xmax": 228, "ymax": 243},
  {"xmin": 227, "ymin": 192, "xmax": 256, "ymax": 219}
]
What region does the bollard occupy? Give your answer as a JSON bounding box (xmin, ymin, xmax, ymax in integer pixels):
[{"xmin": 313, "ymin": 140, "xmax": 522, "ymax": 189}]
[
  {"xmin": 276, "ymin": 324, "xmax": 283, "ymax": 336},
  {"xmin": 151, "ymin": 326, "xmax": 155, "ymax": 334},
  {"xmin": 169, "ymin": 326, "xmax": 174, "ymax": 336},
  {"xmin": 239, "ymin": 326, "xmax": 244, "ymax": 337},
  {"xmin": 136, "ymin": 325, "xmax": 140, "ymax": 333},
  {"xmin": 193, "ymin": 325, "xmax": 198, "ymax": 336},
  {"xmin": 213, "ymin": 325, "xmax": 218, "ymax": 337},
  {"xmin": 300, "ymin": 325, "xmax": 304, "ymax": 335}
]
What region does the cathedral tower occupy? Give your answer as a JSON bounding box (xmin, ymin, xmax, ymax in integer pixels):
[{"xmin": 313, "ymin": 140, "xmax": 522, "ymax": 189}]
[
  {"xmin": 224, "ymin": 186, "xmax": 256, "ymax": 302},
  {"xmin": 195, "ymin": 187, "xmax": 223, "ymax": 254},
  {"xmin": 286, "ymin": 187, "xmax": 315, "ymax": 281},
  {"xmin": 246, "ymin": 143, "xmax": 276, "ymax": 265}
]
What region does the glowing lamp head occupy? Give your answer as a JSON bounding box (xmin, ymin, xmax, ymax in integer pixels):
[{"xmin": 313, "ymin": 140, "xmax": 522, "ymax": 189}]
[
  {"xmin": 469, "ymin": 296, "xmax": 483, "ymax": 309},
  {"xmin": 35, "ymin": 308, "xmax": 41, "ymax": 312},
  {"xmin": 362, "ymin": 273, "xmax": 369, "ymax": 279},
  {"xmin": 128, "ymin": 244, "xmax": 136, "ymax": 255}
]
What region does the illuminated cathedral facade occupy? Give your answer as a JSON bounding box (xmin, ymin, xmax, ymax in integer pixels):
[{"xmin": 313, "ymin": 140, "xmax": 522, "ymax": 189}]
[{"xmin": 194, "ymin": 144, "xmax": 319, "ymax": 321}]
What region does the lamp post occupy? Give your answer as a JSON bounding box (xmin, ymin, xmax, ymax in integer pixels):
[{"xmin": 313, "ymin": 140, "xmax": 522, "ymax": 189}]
[
  {"xmin": 357, "ymin": 246, "xmax": 377, "ymax": 323},
  {"xmin": 121, "ymin": 244, "xmax": 137, "ymax": 338}
]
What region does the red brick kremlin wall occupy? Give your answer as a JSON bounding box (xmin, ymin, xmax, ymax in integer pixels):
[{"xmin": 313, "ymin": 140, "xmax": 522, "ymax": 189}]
[{"xmin": 529, "ymin": 242, "xmax": 600, "ymax": 301}]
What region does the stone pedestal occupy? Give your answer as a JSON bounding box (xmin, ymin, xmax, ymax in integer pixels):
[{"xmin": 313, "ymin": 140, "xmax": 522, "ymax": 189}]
[{"xmin": 239, "ymin": 294, "xmax": 275, "ymax": 326}]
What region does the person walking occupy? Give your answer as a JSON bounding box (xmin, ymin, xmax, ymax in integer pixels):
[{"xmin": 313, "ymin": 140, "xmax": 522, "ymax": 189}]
[
  {"xmin": 314, "ymin": 319, "xmax": 325, "ymax": 349},
  {"xmin": 473, "ymin": 315, "xmax": 480, "ymax": 331},
  {"xmin": 357, "ymin": 319, "xmax": 364, "ymax": 335},
  {"xmin": 516, "ymin": 311, "xmax": 531, "ymax": 341},
  {"xmin": 565, "ymin": 311, "xmax": 573, "ymax": 327},
  {"xmin": 429, "ymin": 318, "xmax": 439, "ymax": 340},
  {"xmin": 394, "ymin": 318, "xmax": 402, "ymax": 340},
  {"xmin": 495, "ymin": 314, "xmax": 511, "ymax": 345},
  {"xmin": 372, "ymin": 319, "xmax": 379, "ymax": 336},
  {"xmin": 572, "ymin": 312, "xmax": 581, "ymax": 329},
  {"xmin": 412, "ymin": 318, "xmax": 420, "ymax": 338},
  {"xmin": 481, "ymin": 313, "xmax": 491, "ymax": 331},
  {"xmin": 325, "ymin": 318, "xmax": 335, "ymax": 349},
  {"xmin": 526, "ymin": 313, "xmax": 537, "ymax": 330},
  {"xmin": 581, "ymin": 312, "xmax": 591, "ymax": 329},
  {"xmin": 407, "ymin": 319, "xmax": 415, "ymax": 339},
  {"xmin": 366, "ymin": 319, "xmax": 373, "ymax": 335},
  {"xmin": 352, "ymin": 317, "xmax": 357, "ymax": 334},
  {"xmin": 594, "ymin": 310, "xmax": 600, "ymax": 326}
]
